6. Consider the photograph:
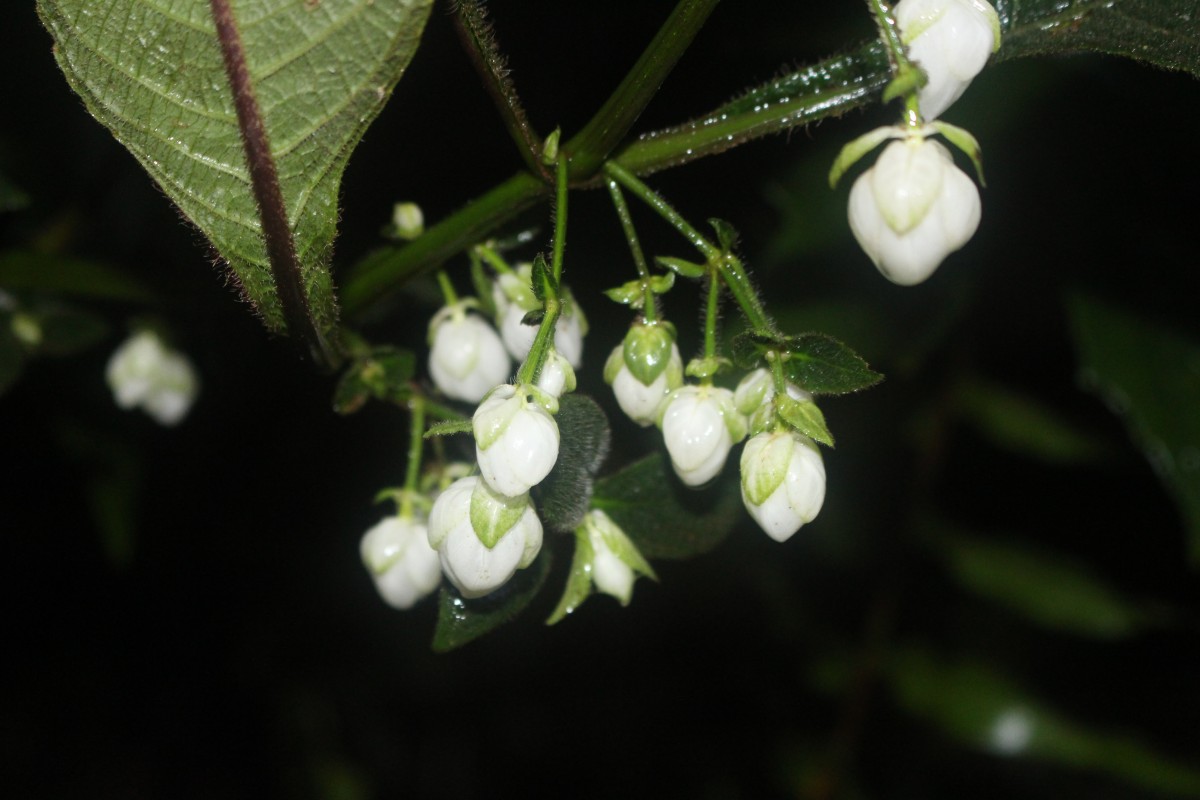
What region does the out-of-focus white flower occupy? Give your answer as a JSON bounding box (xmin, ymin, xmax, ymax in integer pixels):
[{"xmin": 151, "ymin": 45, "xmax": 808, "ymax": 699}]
[
  {"xmin": 604, "ymin": 322, "xmax": 684, "ymax": 427},
  {"xmin": 428, "ymin": 303, "xmax": 511, "ymax": 403},
  {"xmin": 740, "ymin": 430, "xmax": 825, "ymax": 542},
  {"xmin": 659, "ymin": 385, "xmax": 746, "ymax": 486},
  {"xmin": 105, "ymin": 330, "xmax": 199, "ymax": 426},
  {"xmin": 536, "ymin": 348, "xmax": 576, "ymax": 398},
  {"xmin": 581, "ymin": 509, "xmax": 655, "ymax": 605},
  {"xmin": 427, "ymin": 476, "xmax": 543, "ymax": 598},
  {"xmin": 360, "ymin": 515, "xmax": 442, "ymax": 609},
  {"xmin": 896, "ymin": 0, "xmax": 1000, "ymax": 120},
  {"xmin": 848, "ymin": 135, "xmax": 980, "ymax": 285},
  {"xmin": 474, "ymin": 383, "xmax": 560, "ymax": 497},
  {"xmin": 391, "ymin": 202, "xmax": 424, "ymax": 240}
]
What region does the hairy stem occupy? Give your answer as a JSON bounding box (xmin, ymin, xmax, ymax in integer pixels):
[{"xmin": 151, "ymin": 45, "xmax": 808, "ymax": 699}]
[
  {"xmin": 209, "ymin": 0, "xmax": 336, "ymax": 369},
  {"xmin": 453, "ymin": 0, "xmax": 547, "ymax": 178},
  {"xmin": 603, "ymin": 161, "xmax": 718, "ymax": 261},
  {"xmin": 605, "ymin": 179, "xmax": 656, "ymax": 323},
  {"xmin": 565, "ymin": 0, "xmax": 722, "ymax": 179}
]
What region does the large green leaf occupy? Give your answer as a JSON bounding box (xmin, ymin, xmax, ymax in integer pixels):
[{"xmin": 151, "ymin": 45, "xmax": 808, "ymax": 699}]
[
  {"xmin": 592, "ymin": 453, "xmax": 743, "ymax": 560},
  {"xmin": 996, "ymin": 0, "xmax": 1200, "ymax": 74},
  {"xmin": 38, "ymin": 0, "xmax": 433, "ymax": 337},
  {"xmin": 535, "ymin": 393, "xmax": 612, "ymax": 534},
  {"xmin": 1068, "ymin": 295, "xmax": 1200, "ymax": 566}
]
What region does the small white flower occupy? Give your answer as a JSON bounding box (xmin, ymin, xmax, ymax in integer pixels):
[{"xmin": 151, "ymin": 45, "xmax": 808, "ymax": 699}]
[
  {"xmin": 849, "ymin": 136, "xmax": 980, "ymax": 285},
  {"xmin": 582, "ymin": 509, "xmax": 655, "ymax": 605},
  {"xmin": 474, "ymin": 383, "xmax": 560, "ymax": 497},
  {"xmin": 427, "ymin": 476, "xmax": 543, "ymax": 598},
  {"xmin": 659, "ymin": 385, "xmax": 747, "ymax": 487},
  {"xmin": 896, "ymin": 0, "xmax": 1000, "ymax": 120},
  {"xmin": 604, "ymin": 323, "xmax": 684, "ymax": 427},
  {"xmin": 494, "ymin": 264, "xmax": 587, "ymax": 368},
  {"xmin": 428, "ymin": 304, "xmax": 511, "ymax": 403},
  {"xmin": 105, "ymin": 330, "xmax": 199, "ymax": 426},
  {"xmin": 734, "ymin": 369, "xmax": 814, "ymax": 434},
  {"xmin": 391, "ymin": 202, "xmax": 424, "ymax": 240},
  {"xmin": 740, "ymin": 430, "xmax": 826, "ymax": 542},
  {"xmin": 360, "ymin": 515, "xmax": 442, "ymax": 609}
]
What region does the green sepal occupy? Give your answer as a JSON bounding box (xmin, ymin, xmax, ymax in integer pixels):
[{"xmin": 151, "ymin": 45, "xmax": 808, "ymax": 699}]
[
  {"xmin": 469, "ymin": 482, "xmax": 530, "ymax": 549},
  {"xmin": 742, "ymin": 433, "xmax": 791, "ymax": 506},
  {"xmin": 933, "ymin": 121, "xmax": 986, "ymax": 186},
  {"xmin": 545, "ymin": 528, "xmax": 595, "ymax": 625},
  {"xmin": 332, "ymin": 346, "xmax": 416, "ymax": 415},
  {"xmin": 424, "ymin": 419, "xmax": 474, "ymax": 439},
  {"xmin": 708, "ymin": 218, "xmax": 739, "ymax": 252},
  {"xmin": 882, "ymin": 62, "xmax": 927, "ymax": 104},
  {"xmin": 624, "ymin": 322, "xmax": 676, "ymax": 386},
  {"xmin": 541, "ymin": 127, "xmax": 561, "ymax": 165},
  {"xmin": 656, "ymin": 255, "xmax": 707, "ymax": 279},
  {"xmin": 604, "ymin": 278, "xmax": 646, "ymax": 308},
  {"xmin": 473, "ymin": 388, "xmax": 521, "ymax": 449},
  {"xmin": 776, "ymin": 393, "xmax": 834, "ymax": 447},
  {"xmin": 686, "ymin": 356, "xmax": 731, "ymax": 380},
  {"xmin": 431, "ymin": 550, "xmax": 551, "ymax": 653},
  {"xmin": 593, "ymin": 513, "xmax": 657, "ymax": 583},
  {"xmin": 829, "ymin": 125, "xmax": 900, "ymax": 189}
]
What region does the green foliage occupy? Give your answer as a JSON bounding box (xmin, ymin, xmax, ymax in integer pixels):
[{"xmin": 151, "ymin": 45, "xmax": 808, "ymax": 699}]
[
  {"xmin": 0, "ymin": 251, "xmax": 154, "ymax": 303},
  {"xmin": 431, "ymin": 551, "xmax": 551, "ymax": 653},
  {"xmin": 733, "ymin": 331, "xmax": 883, "ymax": 396},
  {"xmin": 1069, "ymin": 295, "xmax": 1200, "ymax": 565},
  {"xmin": 536, "ymin": 394, "xmax": 612, "ymax": 533},
  {"xmin": 332, "ymin": 346, "xmax": 416, "ymax": 414},
  {"xmin": 592, "ymin": 453, "xmax": 742, "ymax": 559},
  {"xmin": 38, "ymin": 0, "xmax": 434, "ymax": 336}
]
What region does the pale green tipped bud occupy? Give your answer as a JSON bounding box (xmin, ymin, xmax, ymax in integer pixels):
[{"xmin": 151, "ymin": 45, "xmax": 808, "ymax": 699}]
[
  {"xmin": 360, "ymin": 515, "xmax": 442, "ymax": 609},
  {"xmin": 582, "ymin": 509, "xmax": 656, "ymax": 605},
  {"xmin": 659, "ymin": 385, "xmax": 747, "ymax": 486},
  {"xmin": 740, "ymin": 431, "xmax": 825, "ymax": 542},
  {"xmin": 391, "ymin": 202, "xmax": 424, "ymax": 240},
  {"xmin": 473, "ymin": 383, "xmax": 560, "ymax": 497}
]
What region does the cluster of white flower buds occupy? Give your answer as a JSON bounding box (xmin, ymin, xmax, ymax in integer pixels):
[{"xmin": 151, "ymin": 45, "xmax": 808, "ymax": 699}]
[
  {"xmin": 838, "ymin": 0, "xmax": 999, "ymax": 285},
  {"xmin": 105, "ymin": 329, "xmax": 199, "ymax": 426}
]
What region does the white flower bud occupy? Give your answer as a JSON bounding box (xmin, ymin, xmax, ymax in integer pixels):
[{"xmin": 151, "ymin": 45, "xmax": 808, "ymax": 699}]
[
  {"xmin": 536, "ymin": 348, "xmax": 576, "ymax": 398},
  {"xmin": 896, "ymin": 0, "xmax": 1001, "ymax": 120},
  {"xmin": 582, "ymin": 509, "xmax": 655, "ymax": 605},
  {"xmin": 499, "ymin": 301, "xmax": 586, "ymax": 369},
  {"xmin": 740, "ymin": 431, "xmax": 826, "ymax": 542},
  {"xmin": 849, "ymin": 136, "xmax": 980, "ymax": 285},
  {"xmin": 428, "ymin": 305, "xmax": 511, "ymax": 403},
  {"xmin": 360, "ymin": 516, "xmax": 442, "ymax": 609},
  {"xmin": 391, "ymin": 202, "xmax": 424, "ymax": 240},
  {"xmin": 427, "ymin": 476, "xmax": 543, "ymax": 598},
  {"xmin": 105, "ymin": 330, "xmax": 199, "ymax": 426},
  {"xmin": 659, "ymin": 385, "xmax": 747, "ymax": 487},
  {"xmin": 734, "ymin": 369, "xmax": 814, "ymax": 434},
  {"xmin": 604, "ymin": 339, "xmax": 683, "ymax": 427},
  {"xmin": 474, "ymin": 384, "xmax": 560, "ymax": 497}
]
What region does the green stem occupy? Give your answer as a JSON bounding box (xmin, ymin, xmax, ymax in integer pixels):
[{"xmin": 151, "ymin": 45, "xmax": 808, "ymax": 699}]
[
  {"xmin": 564, "ymin": 0, "xmax": 722, "ymax": 179},
  {"xmin": 603, "ymin": 161, "xmax": 718, "ymax": 260},
  {"xmin": 703, "ymin": 267, "xmax": 720, "ymax": 365},
  {"xmin": 550, "ymin": 158, "xmax": 569, "ymax": 284},
  {"xmin": 867, "ymin": 0, "xmax": 924, "ymax": 127},
  {"xmin": 436, "ymin": 270, "xmax": 459, "ymax": 307},
  {"xmin": 717, "ymin": 254, "xmax": 775, "ymax": 336},
  {"xmin": 342, "ymin": 172, "xmax": 546, "ymax": 317},
  {"xmin": 475, "ymin": 242, "xmax": 513, "ymax": 277},
  {"xmin": 515, "ymin": 296, "xmax": 561, "ymax": 386},
  {"xmin": 400, "ymin": 394, "xmax": 427, "ymax": 519},
  {"xmin": 606, "ymin": 179, "xmax": 657, "ymax": 323}
]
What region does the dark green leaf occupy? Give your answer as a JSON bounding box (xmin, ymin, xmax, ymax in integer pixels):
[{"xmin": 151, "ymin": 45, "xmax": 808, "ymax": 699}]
[
  {"xmin": 954, "ymin": 374, "xmax": 1111, "ymax": 465},
  {"xmin": 776, "ymin": 394, "xmax": 834, "ymax": 448},
  {"xmin": 536, "ymin": 393, "xmax": 611, "ymax": 533},
  {"xmin": 782, "ymin": 333, "xmax": 883, "ymax": 395},
  {"xmin": 1069, "ymin": 294, "xmax": 1200, "ymax": 566},
  {"xmin": 886, "ymin": 647, "xmax": 1200, "ymax": 795},
  {"xmin": 0, "ymin": 251, "xmax": 155, "ymax": 303},
  {"xmin": 592, "ymin": 452, "xmax": 742, "ymax": 559},
  {"xmin": 332, "ymin": 346, "xmax": 415, "ymax": 414},
  {"xmin": 996, "ymin": 0, "xmax": 1200, "ymax": 77},
  {"xmin": 431, "ymin": 550, "xmax": 551, "ymax": 652},
  {"xmin": 937, "ymin": 530, "xmax": 1148, "ymax": 638},
  {"xmin": 545, "ymin": 529, "xmax": 594, "ymax": 626},
  {"xmin": 529, "ymin": 253, "xmax": 556, "ymax": 303},
  {"xmin": 38, "ymin": 0, "xmax": 433, "ymax": 334}
]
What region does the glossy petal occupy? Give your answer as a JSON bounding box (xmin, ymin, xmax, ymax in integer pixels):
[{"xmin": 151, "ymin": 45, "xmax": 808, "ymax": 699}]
[
  {"xmin": 360, "ymin": 516, "xmax": 442, "ymax": 609},
  {"xmin": 428, "ymin": 310, "xmax": 511, "ymax": 403},
  {"xmin": 740, "ymin": 432, "xmax": 826, "ymax": 542}
]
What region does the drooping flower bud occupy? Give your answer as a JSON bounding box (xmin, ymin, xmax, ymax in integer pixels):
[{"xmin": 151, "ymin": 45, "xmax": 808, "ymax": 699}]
[
  {"xmin": 740, "ymin": 430, "xmax": 826, "ymax": 542},
  {"xmin": 895, "ymin": 0, "xmax": 1000, "ymax": 121},
  {"xmin": 536, "ymin": 347, "xmax": 577, "ymax": 399},
  {"xmin": 494, "ymin": 263, "xmax": 587, "ymax": 368},
  {"xmin": 360, "ymin": 515, "xmax": 442, "ymax": 609},
  {"xmin": 604, "ymin": 322, "xmax": 683, "ymax": 427},
  {"xmin": 582, "ymin": 509, "xmax": 656, "ymax": 605},
  {"xmin": 734, "ymin": 368, "xmax": 815, "ymax": 435},
  {"xmin": 427, "ymin": 476, "xmax": 543, "ymax": 598},
  {"xmin": 428, "ymin": 303, "xmax": 511, "ymax": 403},
  {"xmin": 473, "ymin": 383, "xmax": 560, "ymax": 497},
  {"xmin": 848, "ymin": 135, "xmax": 980, "ymax": 285},
  {"xmin": 659, "ymin": 385, "xmax": 747, "ymax": 486},
  {"xmin": 105, "ymin": 329, "xmax": 199, "ymax": 426}
]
